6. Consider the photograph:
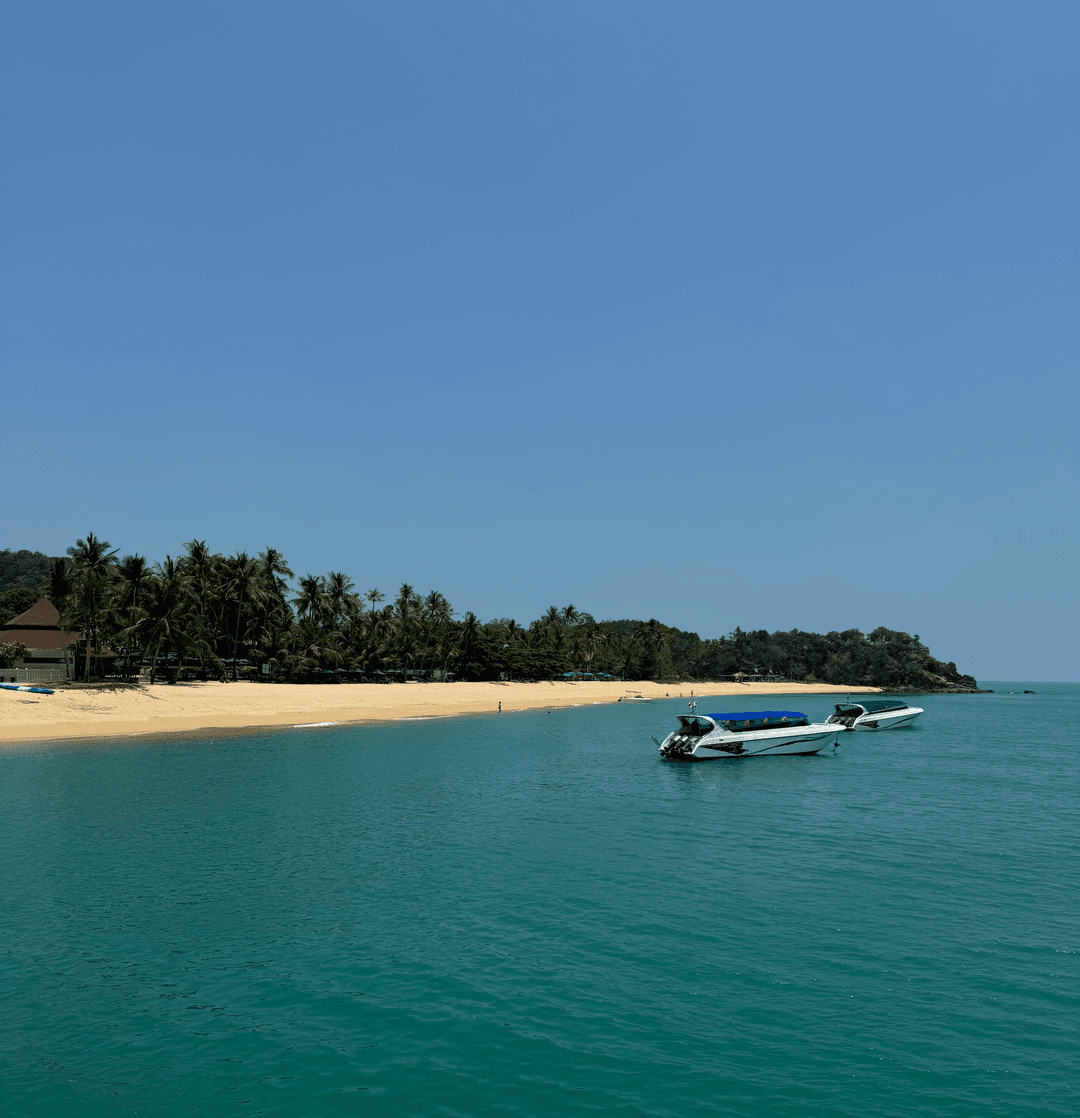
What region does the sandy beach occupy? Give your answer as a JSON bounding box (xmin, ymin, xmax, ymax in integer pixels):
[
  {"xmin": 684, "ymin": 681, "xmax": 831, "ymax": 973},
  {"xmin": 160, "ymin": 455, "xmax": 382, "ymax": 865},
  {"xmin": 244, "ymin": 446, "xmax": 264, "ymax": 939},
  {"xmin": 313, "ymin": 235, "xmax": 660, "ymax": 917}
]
[{"xmin": 0, "ymin": 679, "xmax": 879, "ymax": 745}]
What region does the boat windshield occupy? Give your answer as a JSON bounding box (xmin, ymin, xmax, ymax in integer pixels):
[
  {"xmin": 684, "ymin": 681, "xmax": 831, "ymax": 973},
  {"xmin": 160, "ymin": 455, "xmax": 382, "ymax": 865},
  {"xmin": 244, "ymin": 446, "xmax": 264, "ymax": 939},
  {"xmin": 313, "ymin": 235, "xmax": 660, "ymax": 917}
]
[
  {"xmin": 859, "ymin": 699, "xmax": 910, "ymax": 714},
  {"xmin": 677, "ymin": 716, "xmax": 714, "ymax": 735},
  {"xmin": 835, "ymin": 700, "xmax": 909, "ymax": 715}
]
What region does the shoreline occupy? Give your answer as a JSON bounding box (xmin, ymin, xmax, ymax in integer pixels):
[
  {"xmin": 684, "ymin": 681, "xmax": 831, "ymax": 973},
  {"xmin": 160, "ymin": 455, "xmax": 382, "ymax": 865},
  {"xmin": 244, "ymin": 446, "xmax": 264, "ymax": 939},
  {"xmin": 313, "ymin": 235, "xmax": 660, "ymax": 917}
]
[{"xmin": 0, "ymin": 679, "xmax": 881, "ymax": 748}]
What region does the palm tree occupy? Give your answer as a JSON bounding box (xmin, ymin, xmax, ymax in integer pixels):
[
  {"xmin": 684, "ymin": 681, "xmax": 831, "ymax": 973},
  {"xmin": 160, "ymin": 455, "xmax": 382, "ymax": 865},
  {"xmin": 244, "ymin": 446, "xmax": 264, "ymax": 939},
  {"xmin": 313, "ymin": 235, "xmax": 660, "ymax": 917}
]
[
  {"xmin": 293, "ymin": 575, "xmax": 329, "ymax": 626},
  {"xmin": 38, "ymin": 557, "xmax": 74, "ymax": 677},
  {"xmin": 561, "ymin": 604, "xmax": 580, "ymax": 630},
  {"xmin": 224, "ymin": 552, "xmax": 262, "ymax": 679},
  {"xmin": 395, "ymin": 583, "xmax": 420, "ymax": 621},
  {"xmin": 45, "ymin": 557, "xmax": 72, "ymax": 613},
  {"xmin": 290, "ymin": 619, "xmax": 344, "ymax": 676},
  {"xmin": 115, "ymin": 554, "xmax": 151, "ymax": 676},
  {"xmin": 66, "ymin": 532, "xmax": 119, "ymax": 680},
  {"xmin": 182, "ymin": 540, "xmax": 222, "ymax": 669},
  {"xmin": 581, "ymin": 623, "xmax": 606, "ymax": 674},
  {"xmin": 134, "ymin": 557, "xmax": 192, "ymax": 683},
  {"xmin": 606, "ymin": 628, "xmax": 629, "ymax": 679},
  {"xmin": 393, "ymin": 583, "xmax": 422, "ymax": 678},
  {"xmin": 364, "ymin": 588, "xmax": 385, "ymax": 632},
  {"xmin": 353, "ymin": 603, "xmax": 391, "ymax": 679},
  {"xmin": 542, "ymin": 608, "xmax": 567, "ymax": 663},
  {"xmin": 117, "ymin": 555, "xmax": 150, "ymax": 614},
  {"xmin": 458, "ymin": 611, "xmax": 481, "ymax": 679},
  {"xmin": 631, "ymin": 618, "xmax": 665, "ymax": 680},
  {"xmin": 249, "ymin": 547, "xmax": 293, "ymax": 676},
  {"xmin": 439, "ymin": 622, "xmax": 460, "ymax": 680},
  {"xmin": 183, "ymin": 539, "xmax": 217, "ymax": 574},
  {"xmin": 258, "ymin": 547, "xmax": 294, "ymax": 600},
  {"xmin": 624, "ymin": 620, "xmax": 650, "ymax": 680},
  {"xmin": 326, "ymin": 572, "xmax": 356, "ymax": 627},
  {"xmin": 495, "ymin": 618, "xmax": 524, "ymax": 679},
  {"xmin": 420, "ymin": 591, "xmax": 452, "ymax": 677}
]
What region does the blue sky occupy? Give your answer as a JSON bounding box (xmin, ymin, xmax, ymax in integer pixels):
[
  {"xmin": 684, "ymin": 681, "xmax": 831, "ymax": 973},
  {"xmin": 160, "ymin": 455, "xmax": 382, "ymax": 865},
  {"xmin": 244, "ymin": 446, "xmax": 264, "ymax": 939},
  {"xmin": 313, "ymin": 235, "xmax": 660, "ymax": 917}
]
[{"xmin": 3, "ymin": 1, "xmax": 1077, "ymax": 679}]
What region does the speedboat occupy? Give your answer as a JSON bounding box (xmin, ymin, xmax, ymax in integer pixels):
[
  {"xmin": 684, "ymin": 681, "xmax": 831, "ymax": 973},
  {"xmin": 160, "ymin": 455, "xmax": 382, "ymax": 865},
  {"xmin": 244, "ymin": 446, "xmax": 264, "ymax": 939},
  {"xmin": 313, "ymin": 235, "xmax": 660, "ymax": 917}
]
[
  {"xmin": 657, "ymin": 710, "xmax": 840, "ymax": 761},
  {"xmin": 620, "ymin": 691, "xmax": 654, "ymax": 703},
  {"xmin": 826, "ymin": 698, "xmax": 923, "ymax": 731}
]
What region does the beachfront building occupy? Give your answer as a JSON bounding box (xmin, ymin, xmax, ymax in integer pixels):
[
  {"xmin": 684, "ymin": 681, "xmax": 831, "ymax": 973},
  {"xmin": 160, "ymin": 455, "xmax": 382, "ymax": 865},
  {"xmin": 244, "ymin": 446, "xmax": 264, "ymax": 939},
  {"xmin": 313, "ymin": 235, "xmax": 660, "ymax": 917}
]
[{"xmin": 0, "ymin": 598, "xmax": 77, "ymax": 683}]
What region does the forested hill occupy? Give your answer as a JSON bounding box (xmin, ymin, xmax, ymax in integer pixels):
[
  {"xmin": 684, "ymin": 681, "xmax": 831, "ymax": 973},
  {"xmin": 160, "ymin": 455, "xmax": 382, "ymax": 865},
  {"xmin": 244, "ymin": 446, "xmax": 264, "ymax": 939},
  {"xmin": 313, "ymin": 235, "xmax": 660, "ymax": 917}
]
[
  {"xmin": 627, "ymin": 622, "xmax": 981, "ymax": 692},
  {"xmin": 0, "ymin": 550, "xmax": 64, "ymax": 594},
  {"xmin": 2, "ymin": 538, "xmax": 980, "ymax": 691}
]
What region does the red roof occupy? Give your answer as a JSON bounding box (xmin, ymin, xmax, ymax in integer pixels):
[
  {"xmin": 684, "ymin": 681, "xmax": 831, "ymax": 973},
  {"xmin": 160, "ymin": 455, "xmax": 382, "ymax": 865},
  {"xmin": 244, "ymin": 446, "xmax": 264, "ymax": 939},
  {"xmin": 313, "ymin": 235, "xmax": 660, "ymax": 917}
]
[
  {"xmin": 5, "ymin": 598, "xmax": 62, "ymax": 628},
  {"xmin": 1, "ymin": 598, "xmax": 83, "ymax": 650},
  {"xmin": 0, "ymin": 628, "xmax": 77, "ymax": 651}
]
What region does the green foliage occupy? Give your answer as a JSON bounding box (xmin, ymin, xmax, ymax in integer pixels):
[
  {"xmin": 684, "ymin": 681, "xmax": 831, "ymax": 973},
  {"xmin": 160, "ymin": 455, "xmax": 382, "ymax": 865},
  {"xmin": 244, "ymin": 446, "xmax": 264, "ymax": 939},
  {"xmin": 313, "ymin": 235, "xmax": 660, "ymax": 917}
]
[
  {"xmin": 0, "ymin": 549, "xmax": 64, "ymax": 593},
  {"xmin": 662, "ymin": 625, "xmax": 979, "ymax": 690},
  {"xmin": 47, "ymin": 558, "xmax": 72, "ymax": 607},
  {"xmin": 0, "ymin": 641, "xmax": 30, "ymax": 668},
  {"xmin": 63, "ymin": 533, "xmax": 119, "ymax": 680},
  {"xmin": 0, "ymin": 588, "xmax": 42, "ymax": 625},
  {"xmin": 4, "ymin": 536, "xmax": 978, "ymax": 689}
]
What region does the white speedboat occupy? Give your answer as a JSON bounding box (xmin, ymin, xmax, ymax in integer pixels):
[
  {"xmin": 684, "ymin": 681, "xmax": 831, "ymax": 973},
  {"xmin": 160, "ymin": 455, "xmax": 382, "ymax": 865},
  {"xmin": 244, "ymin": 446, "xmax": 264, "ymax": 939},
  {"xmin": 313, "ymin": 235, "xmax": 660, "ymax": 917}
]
[
  {"xmin": 657, "ymin": 710, "xmax": 840, "ymax": 761},
  {"xmin": 620, "ymin": 691, "xmax": 654, "ymax": 703},
  {"xmin": 826, "ymin": 698, "xmax": 923, "ymax": 731}
]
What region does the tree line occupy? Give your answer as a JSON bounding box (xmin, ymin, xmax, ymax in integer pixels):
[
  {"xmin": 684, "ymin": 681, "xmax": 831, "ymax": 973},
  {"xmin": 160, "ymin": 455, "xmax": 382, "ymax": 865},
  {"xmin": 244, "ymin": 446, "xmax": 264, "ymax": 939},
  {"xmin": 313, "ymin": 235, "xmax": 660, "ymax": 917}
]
[
  {"xmin": 0, "ymin": 549, "xmax": 61, "ymax": 593},
  {"xmin": 0, "ymin": 536, "xmax": 978, "ymax": 689}
]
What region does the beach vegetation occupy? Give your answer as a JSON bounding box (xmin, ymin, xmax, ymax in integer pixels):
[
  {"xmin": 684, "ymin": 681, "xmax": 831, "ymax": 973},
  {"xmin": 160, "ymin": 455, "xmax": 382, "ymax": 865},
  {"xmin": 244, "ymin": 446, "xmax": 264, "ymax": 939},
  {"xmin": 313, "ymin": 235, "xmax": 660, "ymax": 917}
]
[
  {"xmin": 1, "ymin": 533, "xmax": 978, "ymax": 689},
  {"xmin": 0, "ymin": 588, "xmax": 43, "ymax": 625},
  {"xmin": 0, "ymin": 640, "xmax": 30, "ymax": 668},
  {"xmin": 64, "ymin": 533, "xmax": 119, "ymax": 682},
  {"xmin": 0, "ymin": 549, "xmax": 65, "ymax": 595}
]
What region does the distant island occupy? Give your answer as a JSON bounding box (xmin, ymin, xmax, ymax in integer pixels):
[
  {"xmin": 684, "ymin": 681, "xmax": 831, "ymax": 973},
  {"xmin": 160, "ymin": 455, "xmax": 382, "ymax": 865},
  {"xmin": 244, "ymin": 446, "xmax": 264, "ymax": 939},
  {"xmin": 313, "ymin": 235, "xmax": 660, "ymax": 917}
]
[{"xmin": 0, "ymin": 541, "xmax": 982, "ymax": 691}]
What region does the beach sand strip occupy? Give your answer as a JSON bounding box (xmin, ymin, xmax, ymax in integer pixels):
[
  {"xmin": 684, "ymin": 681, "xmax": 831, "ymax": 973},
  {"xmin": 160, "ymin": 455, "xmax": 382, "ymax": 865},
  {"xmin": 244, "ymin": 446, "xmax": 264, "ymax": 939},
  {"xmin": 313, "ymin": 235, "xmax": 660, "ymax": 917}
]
[{"xmin": 0, "ymin": 679, "xmax": 879, "ymax": 745}]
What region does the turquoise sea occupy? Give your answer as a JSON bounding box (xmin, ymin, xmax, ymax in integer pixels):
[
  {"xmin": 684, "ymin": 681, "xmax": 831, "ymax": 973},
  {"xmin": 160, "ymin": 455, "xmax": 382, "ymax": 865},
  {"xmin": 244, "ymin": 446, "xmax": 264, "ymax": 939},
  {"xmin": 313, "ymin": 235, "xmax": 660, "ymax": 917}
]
[{"xmin": 2, "ymin": 684, "xmax": 1077, "ymax": 1116}]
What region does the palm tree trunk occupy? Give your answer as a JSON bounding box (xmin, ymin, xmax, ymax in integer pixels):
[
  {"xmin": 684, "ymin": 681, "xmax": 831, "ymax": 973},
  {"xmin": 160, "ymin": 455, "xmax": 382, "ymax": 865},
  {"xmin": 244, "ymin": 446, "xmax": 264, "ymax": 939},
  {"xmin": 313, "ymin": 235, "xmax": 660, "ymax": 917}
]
[
  {"xmin": 420, "ymin": 628, "xmax": 432, "ymax": 679},
  {"xmin": 232, "ymin": 587, "xmax": 243, "ymax": 681}
]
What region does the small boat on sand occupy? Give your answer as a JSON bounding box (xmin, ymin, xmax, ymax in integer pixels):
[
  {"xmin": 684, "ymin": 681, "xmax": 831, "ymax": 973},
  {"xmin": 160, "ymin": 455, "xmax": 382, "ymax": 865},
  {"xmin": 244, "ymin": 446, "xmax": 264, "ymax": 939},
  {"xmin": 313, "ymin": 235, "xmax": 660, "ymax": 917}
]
[
  {"xmin": 826, "ymin": 698, "xmax": 923, "ymax": 731},
  {"xmin": 0, "ymin": 682, "xmax": 55, "ymax": 695},
  {"xmin": 657, "ymin": 710, "xmax": 840, "ymax": 761},
  {"xmin": 620, "ymin": 691, "xmax": 654, "ymax": 703}
]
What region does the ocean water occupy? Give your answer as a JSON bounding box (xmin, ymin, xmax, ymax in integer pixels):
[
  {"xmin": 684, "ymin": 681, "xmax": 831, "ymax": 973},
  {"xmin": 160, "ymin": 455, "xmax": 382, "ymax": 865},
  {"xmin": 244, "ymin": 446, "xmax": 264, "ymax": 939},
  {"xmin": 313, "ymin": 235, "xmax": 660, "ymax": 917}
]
[{"xmin": 1, "ymin": 684, "xmax": 1077, "ymax": 1117}]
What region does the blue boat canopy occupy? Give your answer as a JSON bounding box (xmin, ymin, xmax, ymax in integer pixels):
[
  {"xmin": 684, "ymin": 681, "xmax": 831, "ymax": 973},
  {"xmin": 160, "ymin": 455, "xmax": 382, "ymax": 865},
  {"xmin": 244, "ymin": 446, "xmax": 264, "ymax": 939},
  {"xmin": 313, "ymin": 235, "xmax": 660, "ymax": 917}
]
[{"xmin": 709, "ymin": 710, "xmax": 807, "ymax": 722}]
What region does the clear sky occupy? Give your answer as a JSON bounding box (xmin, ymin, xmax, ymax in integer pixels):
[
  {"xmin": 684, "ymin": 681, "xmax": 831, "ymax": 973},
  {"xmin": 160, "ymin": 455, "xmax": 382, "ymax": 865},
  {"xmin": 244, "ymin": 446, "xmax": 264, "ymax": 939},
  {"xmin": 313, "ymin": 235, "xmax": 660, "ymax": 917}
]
[{"xmin": 3, "ymin": 1, "xmax": 1077, "ymax": 680}]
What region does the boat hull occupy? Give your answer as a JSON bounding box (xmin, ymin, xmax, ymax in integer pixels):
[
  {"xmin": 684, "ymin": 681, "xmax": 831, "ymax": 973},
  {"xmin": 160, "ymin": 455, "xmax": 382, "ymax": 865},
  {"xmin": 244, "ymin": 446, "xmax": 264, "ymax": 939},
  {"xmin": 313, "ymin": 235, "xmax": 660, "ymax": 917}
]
[
  {"xmin": 660, "ymin": 725, "xmax": 840, "ymax": 761},
  {"xmin": 849, "ymin": 709, "xmax": 922, "ymax": 731},
  {"xmin": 0, "ymin": 682, "xmax": 55, "ymax": 695}
]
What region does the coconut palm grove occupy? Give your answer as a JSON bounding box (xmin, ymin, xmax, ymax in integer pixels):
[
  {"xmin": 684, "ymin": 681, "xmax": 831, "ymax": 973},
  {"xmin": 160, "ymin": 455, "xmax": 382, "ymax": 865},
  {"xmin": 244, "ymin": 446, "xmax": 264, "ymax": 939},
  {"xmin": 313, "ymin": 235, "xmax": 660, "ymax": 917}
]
[{"xmin": 0, "ymin": 539, "xmax": 978, "ymax": 690}]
